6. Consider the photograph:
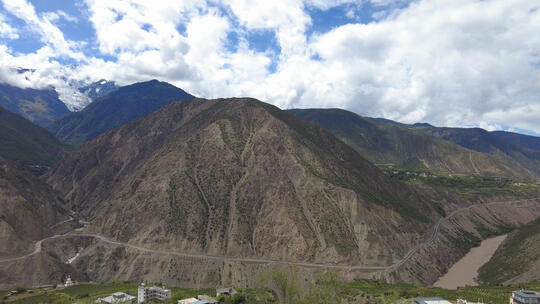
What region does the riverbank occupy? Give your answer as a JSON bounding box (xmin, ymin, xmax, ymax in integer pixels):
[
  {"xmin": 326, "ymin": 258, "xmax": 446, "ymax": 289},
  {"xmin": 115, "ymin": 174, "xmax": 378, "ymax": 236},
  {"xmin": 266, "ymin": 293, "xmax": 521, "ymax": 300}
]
[{"xmin": 434, "ymin": 234, "xmax": 507, "ymax": 289}]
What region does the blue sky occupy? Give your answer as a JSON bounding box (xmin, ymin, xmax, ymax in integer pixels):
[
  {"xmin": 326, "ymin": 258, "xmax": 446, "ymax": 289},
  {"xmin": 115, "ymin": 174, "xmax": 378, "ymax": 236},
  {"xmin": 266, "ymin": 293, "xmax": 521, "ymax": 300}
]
[
  {"xmin": 2, "ymin": 1, "xmax": 392, "ymax": 63},
  {"xmin": 0, "ymin": 0, "xmax": 539, "ymax": 135}
]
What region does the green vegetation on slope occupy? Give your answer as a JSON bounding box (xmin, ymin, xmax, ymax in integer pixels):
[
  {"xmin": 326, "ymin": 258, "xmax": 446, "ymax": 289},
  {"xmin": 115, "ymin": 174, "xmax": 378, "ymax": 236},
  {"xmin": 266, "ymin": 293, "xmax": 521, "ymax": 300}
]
[
  {"xmin": 2, "ymin": 282, "xmax": 268, "ymax": 304},
  {"xmin": 410, "ymin": 126, "xmax": 540, "ymax": 178},
  {"xmin": 380, "ymin": 166, "xmax": 540, "ymax": 199},
  {"xmin": 256, "ymin": 267, "xmax": 540, "ymax": 304},
  {"xmin": 5, "ymin": 273, "xmax": 540, "ymax": 304},
  {"xmin": 287, "ymin": 108, "xmax": 534, "ymax": 179},
  {"xmin": 478, "ymin": 217, "xmax": 540, "ymax": 284},
  {"xmin": 322, "ymin": 279, "xmax": 540, "ymax": 304}
]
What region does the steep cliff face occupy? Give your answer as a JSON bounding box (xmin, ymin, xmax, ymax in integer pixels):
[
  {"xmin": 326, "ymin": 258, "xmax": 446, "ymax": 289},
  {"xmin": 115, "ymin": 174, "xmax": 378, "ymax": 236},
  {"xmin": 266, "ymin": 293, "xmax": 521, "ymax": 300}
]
[
  {"xmin": 393, "ymin": 195, "xmax": 540, "ymax": 285},
  {"xmin": 0, "ymin": 156, "xmax": 67, "ymax": 256},
  {"xmin": 47, "ymin": 98, "xmax": 436, "ymax": 268},
  {"xmin": 3, "ymin": 97, "xmax": 538, "ymax": 288}
]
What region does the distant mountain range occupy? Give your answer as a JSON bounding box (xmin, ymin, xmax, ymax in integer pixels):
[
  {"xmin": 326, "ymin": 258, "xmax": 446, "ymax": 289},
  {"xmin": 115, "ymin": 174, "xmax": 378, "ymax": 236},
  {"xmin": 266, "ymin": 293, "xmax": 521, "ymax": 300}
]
[
  {"xmin": 47, "ymin": 80, "xmax": 194, "ymax": 145},
  {"xmin": 3, "ymin": 78, "xmax": 538, "ymax": 179},
  {"xmin": 1, "ymin": 78, "xmax": 540, "ymax": 288},
  {"xmin": 0, "ymin": 79, "xmax": 119, "ymax": 126},
  {"xmin": 0, "ymin": 83, "xmax": 70, "ymax": 127},
  {"xmin": 394, "ymin": 123, "xmax": 540, "ymax": 178},
  {"xmin": 2, "ymin": 78, "xmax": 539, "ymax": 179},
  {"xmin": 77, "ymin": 79, "xmax": 118, "ymax": 100},
  {"xmin": 491, "ymin": 131, "xmax": 540, "ymax": 151},
  {"xmin": 52, "ymin": 78, "xmax": 118, "ymax": 111},
  {"xmin": 11, "ymin": 66, "xmax": 119, "ymax": 111},
  {"xmin": 288, "ymin": 108, "xmax": 540, "ymax": 179},
  {"xmin": 0, "ymin": 105, "xmax": 66, "ymax": 172}
]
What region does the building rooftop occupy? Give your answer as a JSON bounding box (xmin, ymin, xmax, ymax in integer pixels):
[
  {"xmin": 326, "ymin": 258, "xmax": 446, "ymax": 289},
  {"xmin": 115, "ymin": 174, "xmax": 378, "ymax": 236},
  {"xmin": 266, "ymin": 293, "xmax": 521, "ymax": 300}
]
[
  {"xmin": 178, "ymin": 298, "xmax": 199, "ymax": 304},
  {"xmin": 197, "ymin": 295, "xmax": 218, "ymax": 304},
  {"xmin": 415, "ymin": 297, "xmax": 453, "ymax": 304},
  {"xmin": 514, "ymin": 290, "xmax": 540, "ymax": 298},
  {"xmin": 457, "ymin": 299, "xmax": 484, "ymax": 304},
  {"xmin": 142, "ymin": 285, "xmax": 171, "ymax": 291},
  {"xmin": 100, "ymin": 292, "xmax": 136, "ymax": 303}
]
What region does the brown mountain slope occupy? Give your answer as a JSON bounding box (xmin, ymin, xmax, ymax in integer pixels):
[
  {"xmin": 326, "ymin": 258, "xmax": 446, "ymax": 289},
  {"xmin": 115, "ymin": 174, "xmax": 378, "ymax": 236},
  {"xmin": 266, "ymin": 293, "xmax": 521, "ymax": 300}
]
[
  {"xmin": 287, "ymin": 109, "xmax": 534, "ymax": 178},
  {"xmin": 47, "ymin": 98, "xmax": 437, "ymax": 267},
  {"xmin": 0, "ymin": 156, "xmax": 67, "ymax": 257},
  {"xmin": 410, "ymin": 126, "xmax": 540, "ymax": 178}
]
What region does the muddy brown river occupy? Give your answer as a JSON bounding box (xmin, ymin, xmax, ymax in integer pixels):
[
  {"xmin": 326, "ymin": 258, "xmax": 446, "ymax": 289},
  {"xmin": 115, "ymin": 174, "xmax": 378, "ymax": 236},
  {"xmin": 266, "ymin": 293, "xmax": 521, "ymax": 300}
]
[{"xmin": 433, "ymin": 234, "xmax": 507, "ymax": 289}]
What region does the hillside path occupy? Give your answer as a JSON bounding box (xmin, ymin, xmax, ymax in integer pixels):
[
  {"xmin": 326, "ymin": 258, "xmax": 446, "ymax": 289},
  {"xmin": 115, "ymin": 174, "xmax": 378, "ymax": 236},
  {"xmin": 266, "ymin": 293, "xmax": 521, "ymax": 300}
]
[{"xmin": 0, "ymin": 198, "xmax": 538, "ymax": 271}]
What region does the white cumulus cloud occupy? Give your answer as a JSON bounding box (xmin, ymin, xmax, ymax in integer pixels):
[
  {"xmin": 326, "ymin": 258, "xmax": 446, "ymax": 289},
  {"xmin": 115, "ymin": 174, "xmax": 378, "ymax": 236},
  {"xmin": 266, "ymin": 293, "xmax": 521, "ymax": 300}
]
[
  {"xmin": 0, "ymin": 13, "xmax": 18, "ymax": 38},
  {"xmin": 0, "ymin": 0, "xmax": 539, "ymax": 133}
]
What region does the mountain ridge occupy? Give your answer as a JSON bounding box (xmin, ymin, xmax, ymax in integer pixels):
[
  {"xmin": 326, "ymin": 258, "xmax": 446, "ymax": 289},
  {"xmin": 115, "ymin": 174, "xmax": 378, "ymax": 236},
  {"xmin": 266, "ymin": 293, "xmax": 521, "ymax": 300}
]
[
  {"xmin": 0, "ymin": 105, "xmax": 67, "ymax": 173},
  {"xmin": 47, "ymin": 80, "xmax": 195, "ymax": 145},
  {"xmin": 410, "ymin": 125, "xmax": 540, "ymax": 177},
  {"xmin": 287, "ymin": 108, "xmax": 534, "ymax": 178},
  {"xmin": 491, "ymin": 130, "xmax": 540, "ymax": 151},
  {"xmin": 0, "ymin": 83, "xmax": 71, "ymax": 127},
  {"xmin": 46, "ymin": 97, "xmax": 436, "ymax": 270},
  {"xmin": 78, "ymin": 79, "xmax": 118, "ymax": 100}
]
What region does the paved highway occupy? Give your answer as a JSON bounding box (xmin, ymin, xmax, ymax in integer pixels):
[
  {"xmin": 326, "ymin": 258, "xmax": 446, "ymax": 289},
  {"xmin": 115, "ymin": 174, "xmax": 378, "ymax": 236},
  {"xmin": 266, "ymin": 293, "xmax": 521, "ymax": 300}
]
[{"xmin": 1, "ymin": 198, "xmax": 538, "ymax": 271}]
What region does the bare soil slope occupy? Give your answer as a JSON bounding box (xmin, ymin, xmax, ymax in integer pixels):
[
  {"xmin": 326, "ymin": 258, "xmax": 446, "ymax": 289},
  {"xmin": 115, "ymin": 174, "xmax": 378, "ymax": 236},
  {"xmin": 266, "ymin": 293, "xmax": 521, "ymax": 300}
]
[
  {"xmin": 47, "ymin": 98, "xmax": 437, "ymax": 272},
  {"xmin": 0, "ymin": 156, "xmax": 67, "ymax": 257}
]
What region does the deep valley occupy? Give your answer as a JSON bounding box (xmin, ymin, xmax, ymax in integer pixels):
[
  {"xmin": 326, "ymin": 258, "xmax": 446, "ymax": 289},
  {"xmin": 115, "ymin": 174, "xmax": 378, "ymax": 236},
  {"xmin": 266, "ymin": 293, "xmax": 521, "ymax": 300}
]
[{"xmin": 1, "ymin": 80, "xmax": 540, "ymax": 299}]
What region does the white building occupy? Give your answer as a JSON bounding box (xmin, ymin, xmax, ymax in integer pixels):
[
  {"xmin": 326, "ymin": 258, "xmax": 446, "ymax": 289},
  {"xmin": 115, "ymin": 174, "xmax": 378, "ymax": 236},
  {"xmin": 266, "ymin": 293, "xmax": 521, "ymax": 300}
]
[
  {"xmin": 414, "ymin": 297, "xmax": 453, "ymax": 304},
  {"xmin": 137, "ymin": 283, "xmax": 171, "ymax": 303},
  {"xmin": 64, "ymin": 275, "xmax": 75, "ymax": 287},
  {"xmin": 100, "ymin": 292, "xmax": 136, "ymax": 304},
  {"xmin": 178, "ymin": 298, "xmax": 199, "ymax": 304},
  {"xmin": 457, "ymin": 299, "xmax": 484, "ymax": 304},
  {"xmin": 510, "ymin": 290, "xmax": 540, "ymax": 304},
  {"xmin": 177, "ymin": 295, "xmax": 218, "ymax": 304}
]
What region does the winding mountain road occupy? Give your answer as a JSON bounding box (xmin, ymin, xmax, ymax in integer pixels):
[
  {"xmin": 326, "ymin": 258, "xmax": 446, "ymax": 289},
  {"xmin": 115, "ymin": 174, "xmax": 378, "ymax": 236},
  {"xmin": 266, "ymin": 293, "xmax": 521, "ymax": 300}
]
[
  {"xmin": 49, "ymin": 215, "xmax": 75, "ymax": 229},
  {"xmin": 0, "ymin": 198, "xmax": 538, "ymax": 271},
  {"xmin": 0, "ymin": 234, "xmax": 61, "ymax": 263},
  {"xmin": 392, "ymin": 198, "xmax": 536, "ymax": 269}
]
